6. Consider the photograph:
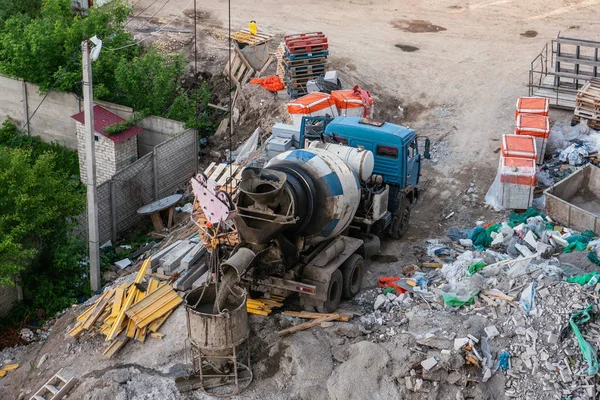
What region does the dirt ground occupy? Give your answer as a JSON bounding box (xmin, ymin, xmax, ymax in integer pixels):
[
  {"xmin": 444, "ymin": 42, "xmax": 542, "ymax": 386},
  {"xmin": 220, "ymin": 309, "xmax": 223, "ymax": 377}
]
[{"xmin": 3, "ymin": 1, "xmax": 600, "ymax": 399}]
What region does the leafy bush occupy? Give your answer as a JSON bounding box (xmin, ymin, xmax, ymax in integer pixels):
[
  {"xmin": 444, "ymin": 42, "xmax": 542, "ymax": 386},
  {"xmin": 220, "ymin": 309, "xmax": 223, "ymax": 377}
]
[
  {"xmin": 0, "ymin": 119, "xmax": 87, "ymax": 318},
  {"xmin": 165, "ymin": 85, "xmax": 217, "ymax": 137}
]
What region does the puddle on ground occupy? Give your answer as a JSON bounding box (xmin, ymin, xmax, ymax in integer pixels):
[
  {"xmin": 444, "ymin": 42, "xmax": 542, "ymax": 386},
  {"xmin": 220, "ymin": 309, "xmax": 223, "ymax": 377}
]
[
  {"xmin": 395, "ymin": 44, "xmax": 419, "ymax": 52},
  {"xmin": 520, "ymin": 30, "xmax": 538, "ymax": 38},
  {"xmin": 371, "ymin": 254, "xmax": 399, "ymax": 263},
  {"xmin": 391, "ymin": 19, "xmax": 446, "ymax": 33}
]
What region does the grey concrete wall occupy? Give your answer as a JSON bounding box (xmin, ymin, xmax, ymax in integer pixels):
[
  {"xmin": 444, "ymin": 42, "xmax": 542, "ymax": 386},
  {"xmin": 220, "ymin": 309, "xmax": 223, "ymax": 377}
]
[
  {"xmin": 0, "ymin": 75, "xmax": 24, "ymax": 127},
  {"xmin": 137, "ymin": 116, "xmax": 186, "ymax": 157},
  {"xmin": 92, "ymin": 128, "xmax": 198, "ymax": 243},
  {"xmin": 0, "ymin": 75, "xmax": 135, "ymax": 150},
  {"xmin": 25, "ymin": 81, "xmax": 81, "ymax": 149}
]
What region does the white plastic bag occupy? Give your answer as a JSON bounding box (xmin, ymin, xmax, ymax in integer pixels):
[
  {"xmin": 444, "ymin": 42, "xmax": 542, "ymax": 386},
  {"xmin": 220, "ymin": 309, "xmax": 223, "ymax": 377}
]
[{"xmin": 234, "ymin": 127, "xmax": 260, "ymax": 164}]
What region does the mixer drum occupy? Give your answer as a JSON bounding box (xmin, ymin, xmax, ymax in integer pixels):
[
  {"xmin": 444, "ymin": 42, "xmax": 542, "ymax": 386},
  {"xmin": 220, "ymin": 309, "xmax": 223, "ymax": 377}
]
[{"xmin": 266, "ymin": 148, "xmax": 361, "ymax": 246}]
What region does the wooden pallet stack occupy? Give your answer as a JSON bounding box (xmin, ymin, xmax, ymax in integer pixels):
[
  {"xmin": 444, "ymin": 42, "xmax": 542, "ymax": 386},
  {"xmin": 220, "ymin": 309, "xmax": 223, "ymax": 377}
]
[
  {"xmin": 283, "ymin": 32, "xmax": 329, "ymax": 98},
  {"xmin": 573, "ymin": 78, "xmax": 600, "ymax": 130}
]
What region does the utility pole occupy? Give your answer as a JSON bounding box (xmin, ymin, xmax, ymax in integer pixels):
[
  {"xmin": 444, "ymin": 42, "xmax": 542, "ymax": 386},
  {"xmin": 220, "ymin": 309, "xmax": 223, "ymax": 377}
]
[{"xmin": 82, "ymin": 40, "xmax": 101, "ymax": 292}]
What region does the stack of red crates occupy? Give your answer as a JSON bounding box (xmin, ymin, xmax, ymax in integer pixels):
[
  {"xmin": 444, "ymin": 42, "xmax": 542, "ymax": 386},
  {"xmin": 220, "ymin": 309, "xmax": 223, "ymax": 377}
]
[{"xmin": 283, "ymin": 32, "xmax": 329, "ymax": 98}]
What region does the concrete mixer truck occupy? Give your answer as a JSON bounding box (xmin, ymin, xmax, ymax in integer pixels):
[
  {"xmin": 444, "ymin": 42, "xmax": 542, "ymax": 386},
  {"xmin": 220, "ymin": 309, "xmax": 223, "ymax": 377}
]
[{"xmin": 194, "ymin": 116, "xmax": 429, "ymax": 313}]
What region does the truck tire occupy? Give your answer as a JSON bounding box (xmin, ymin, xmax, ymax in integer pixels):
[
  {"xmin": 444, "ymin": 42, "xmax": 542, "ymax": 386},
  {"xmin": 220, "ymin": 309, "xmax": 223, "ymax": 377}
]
[
  {"xmin": 389, "ymin": 199, "xmax": 411, "ymax": 239},
  {"xmin": 340, "ymin": 254, "xmax": 364, "ymax": 299},
  {"xmin": 316, "ymin": 269, "xmax": 343, "ymax": 313}
]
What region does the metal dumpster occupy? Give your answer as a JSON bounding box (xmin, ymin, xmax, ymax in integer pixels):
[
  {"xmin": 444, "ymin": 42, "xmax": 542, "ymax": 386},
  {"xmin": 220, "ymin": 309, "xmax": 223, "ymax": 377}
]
[{"xmin": 544, "ymin": 164, "xmax": 600, "ymax": 235}]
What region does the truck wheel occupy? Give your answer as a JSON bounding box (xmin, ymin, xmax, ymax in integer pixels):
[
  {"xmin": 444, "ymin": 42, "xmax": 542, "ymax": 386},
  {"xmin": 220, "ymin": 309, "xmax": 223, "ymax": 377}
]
[
  {"xmin": 316, "ymin": 269, "xmax": 343, "ymax": 313},
  {"xmin": 341, "ymin": 254, "xmax": 364, "ymax": 300},
  {"xmin": 389, "ymin": 200, "xmax": 411, "ymax": 239}
]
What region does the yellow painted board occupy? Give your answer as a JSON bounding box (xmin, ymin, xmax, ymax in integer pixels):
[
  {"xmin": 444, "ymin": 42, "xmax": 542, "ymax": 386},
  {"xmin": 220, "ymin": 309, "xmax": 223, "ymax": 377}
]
[
  {"xmin": 68, "ymin": 323, "xmax": 85, "ymax": 337},
  {"xmin": 0, "ymin": 370, "xmax": 6, "ymax": 378},
  {"xmin": 125, "ymin": 285, "xmax": 172, "ymax": 317},
  {"xmin": 148, "ymin": 310, "xmax": 173, "ymax": 333},
  {"xmin": 103, "ymin": 338, "xmax": 129, "ymax": 358},
  {"xmin": 111, "ymin": 287, "xmax": 125, "ymax": 318},
  {"xmin": 82, "ymin": 289, "xmax": 115, "ymax": 330},
  {"xmin": 150, "ymin": 332, "xmax": 165, "ymax": 339},
  {"xmin": 247, "ymin": 309, "xmax": 269, "ymax": 316},
  {"xmin": 128, "ymin": 292, "xmax": 181, "ymax": 325},
  {"xmin": 132, "ymin": 296, "xmax": 182, "ymax": 328},
  {"xmin": 147, "ymin": 278, "xmax": 159, "ymax": 294},
  {"xmin": 76, "ymin": 303, "xmax": 97, "ymax": 322},
  {"xmin": 1, "ymin": 364, "xmax": 19, "ymax": 372},
  {"xmin": 135, "ymin": 326, "xmax": 148, "ymax": 343},
  {"xmin": 106, "ymin": 258, "xmax": 150, "ymax": 341}
]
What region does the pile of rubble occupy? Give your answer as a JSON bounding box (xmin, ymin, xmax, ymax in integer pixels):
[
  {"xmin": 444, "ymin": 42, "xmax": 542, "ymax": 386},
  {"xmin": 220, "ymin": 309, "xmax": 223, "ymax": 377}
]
[{"xmin": 351, "ymin": 207, "xmax": 600, "ymax": 398}]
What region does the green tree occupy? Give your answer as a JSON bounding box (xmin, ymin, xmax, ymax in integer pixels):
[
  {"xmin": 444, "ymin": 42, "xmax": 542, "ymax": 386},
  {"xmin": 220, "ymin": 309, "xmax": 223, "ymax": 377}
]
[
  {"xmin": 113, "ymin": 48, "xmax": 187, "ymax": 115},
  {"xmin": 0, "ymin": 0, "xmax": 42, "ymax": 30},
  {"xmin": 0, "ymin": 147, "xmax": 85, "ymax": 287}
]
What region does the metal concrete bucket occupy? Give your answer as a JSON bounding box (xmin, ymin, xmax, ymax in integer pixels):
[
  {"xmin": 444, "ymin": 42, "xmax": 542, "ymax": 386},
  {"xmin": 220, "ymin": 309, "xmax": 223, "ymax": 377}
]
[{"xmin": 184, "ymin": 283, "xmax": 249, "ymax": 351}]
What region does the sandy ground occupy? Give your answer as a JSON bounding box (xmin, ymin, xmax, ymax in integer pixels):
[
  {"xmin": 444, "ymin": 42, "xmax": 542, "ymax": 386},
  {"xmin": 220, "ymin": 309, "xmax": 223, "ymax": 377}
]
[{"xmin": 3, "ymin": 1, "xmax": 600, "ymax": 399}]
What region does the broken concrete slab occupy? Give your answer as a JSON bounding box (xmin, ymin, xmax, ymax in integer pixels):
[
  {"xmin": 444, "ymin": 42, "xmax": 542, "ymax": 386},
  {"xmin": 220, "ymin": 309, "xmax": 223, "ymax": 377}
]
[
  {"xmin": 179, "ymin": 243, "xmax": 206, "ymax": 270},
  {"xmin": 484, "ymin": 325, "xmax": 499, "ymax": 339},
  {"xmin": 173, "ymin": 262, "xmax": 208, "ymax": 291},
  {"xmin": 160, "ymin": 242, "xmax": 196, "ymax": 273},
  {"xmin": 150, "ymin": 240, "xmax": 182, "ymax": 270},
  {"xmin": 421, "ymin": 357, "xmax": 438, "ymax": 370}
]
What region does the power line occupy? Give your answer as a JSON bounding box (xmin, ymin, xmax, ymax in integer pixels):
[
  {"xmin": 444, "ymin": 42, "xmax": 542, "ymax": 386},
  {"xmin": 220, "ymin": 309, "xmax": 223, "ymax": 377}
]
[
  {"xmin": 107, "ymin": 0, "xmax": 194, "ymax": 51},
  {"xmin": 125, "ymin": 0, "xmax": 163, "ymax": 26}
]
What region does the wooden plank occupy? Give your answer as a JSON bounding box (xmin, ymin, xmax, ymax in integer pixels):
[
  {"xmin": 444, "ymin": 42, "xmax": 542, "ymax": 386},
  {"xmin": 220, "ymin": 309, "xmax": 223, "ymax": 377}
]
[
  {"xmin": 76, "ymin": 303, "xmax": 97, "ymax": 323},
  {"xmin": 130, "ymin": 295, "xmax": 182, "ymax": 328},
  {"xmin": 209, "ymin": 163, "xmax": 227, "ymax": 182},
  {"xmin": 203, "ymin": 162, "xmax": 217, "ymax": 176},
  {"xmin": 216, "ymin": 165, "xmax": 239, "ymax": 186},
  {"xmin": 82, "ymin": 289, "xmax": 115, "ymax": 330},
  {"xmin": 125, "ymin": 285, "xmax": 171, "ymax": 316},
  {"xmin": 103, "ymin": 337, "xmax": 129, "ymax": 358},
  {"xmin": 282, "ymin": 311, "xmax": 350, "ymax": 322},
  {"xmin": 278, "ymin": 314, "xmax": 340, "ymax": 336},
  {"xmin": 106, "ymin": 258, "xmax": 150, "ymax": 341},
  {"xmin": 148, "ymin": 310, "xmax": 174, "ymax": 333},
  {"xmin": 111, "ymin": 287, "xmax": 125, "ymax": 318}
]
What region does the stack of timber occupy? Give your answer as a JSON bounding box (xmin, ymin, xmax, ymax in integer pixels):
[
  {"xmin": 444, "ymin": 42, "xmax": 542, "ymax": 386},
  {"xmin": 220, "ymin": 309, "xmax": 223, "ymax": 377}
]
[
  {"xmin": 246, "ymin": 296, "xmax": 284, "ymax": 316},
  {"xmin": 68, "ymin": 259, "xmax": 182, "ymax": 358},
  {"xmin": 276, "ymin": 42, "xmax": 287, "ymax": 87},
  {"xmin": 283, "ymin": 32, "xmax": 329, "ymax": 98},
  {"xmin": 573, "ymin": 78, "xmax": 600, "ymax": 130}
]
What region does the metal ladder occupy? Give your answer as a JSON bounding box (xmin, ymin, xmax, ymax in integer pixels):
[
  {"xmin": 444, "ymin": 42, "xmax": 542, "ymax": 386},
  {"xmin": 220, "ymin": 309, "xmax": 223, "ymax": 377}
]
[{"xmin": 30, "ymin": 369, "xmax": 78, "ymax": 400}]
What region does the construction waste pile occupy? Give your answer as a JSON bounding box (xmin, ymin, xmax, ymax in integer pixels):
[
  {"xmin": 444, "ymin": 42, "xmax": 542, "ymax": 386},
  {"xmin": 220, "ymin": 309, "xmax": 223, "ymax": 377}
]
[{"xmin": 353, "ymin": 206, "xmax": 600, "ymax": 399}]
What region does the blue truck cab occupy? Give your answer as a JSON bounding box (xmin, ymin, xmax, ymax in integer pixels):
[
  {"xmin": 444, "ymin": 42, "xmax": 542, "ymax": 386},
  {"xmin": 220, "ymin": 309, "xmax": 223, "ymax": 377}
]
[{"xmin": 299, "ymin": 116, "xmax": 425, "ymax": 238}]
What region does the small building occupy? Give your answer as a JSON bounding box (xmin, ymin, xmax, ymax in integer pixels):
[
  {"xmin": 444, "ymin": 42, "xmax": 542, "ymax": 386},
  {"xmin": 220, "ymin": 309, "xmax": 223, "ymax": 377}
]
[{"xmin": 71, "ymin": 105, "xmax": 143, "ymax": 185}]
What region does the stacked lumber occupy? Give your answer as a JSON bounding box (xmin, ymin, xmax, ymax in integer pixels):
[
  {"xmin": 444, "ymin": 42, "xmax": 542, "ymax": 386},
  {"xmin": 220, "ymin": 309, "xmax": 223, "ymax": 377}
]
[
  {"xmin": 573, "ymin": 78, "xmax": 600, "ymax": 130},
  {"xmin": 68, "ymin": 259, "xmax": 182, "ymax": 358},
  {"xmin": 276, "ymin": 42, "xmax": 286, "ymax": 88},
  {"xmin": 246, "ymin": 296, "xmax": 284, "ymax": 316}
]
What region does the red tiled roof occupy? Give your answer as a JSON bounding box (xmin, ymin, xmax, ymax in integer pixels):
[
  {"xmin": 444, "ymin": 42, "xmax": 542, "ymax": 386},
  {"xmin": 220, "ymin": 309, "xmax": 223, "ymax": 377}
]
[{"xmin": 71, "ymin": 105, "xmax": 144, "ymax": 144}]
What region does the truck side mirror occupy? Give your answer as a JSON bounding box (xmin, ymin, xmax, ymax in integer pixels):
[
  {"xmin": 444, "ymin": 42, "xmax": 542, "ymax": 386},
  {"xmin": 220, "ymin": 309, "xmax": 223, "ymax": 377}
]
[{"xmin": 423, "ymin": 138, "xmax": 431, "ymax": 159}]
